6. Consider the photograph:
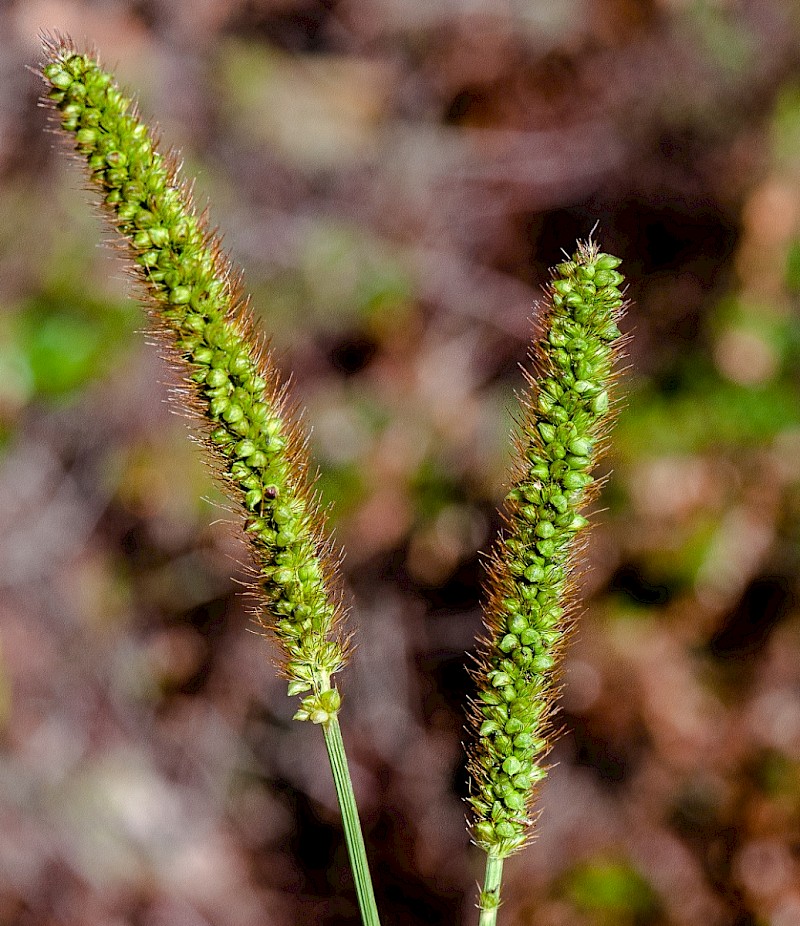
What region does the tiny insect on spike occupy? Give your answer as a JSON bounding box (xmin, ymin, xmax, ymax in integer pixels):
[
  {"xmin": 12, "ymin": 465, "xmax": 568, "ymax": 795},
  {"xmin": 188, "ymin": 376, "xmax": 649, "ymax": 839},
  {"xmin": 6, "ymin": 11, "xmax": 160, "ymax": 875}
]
[{"xmin": 468, "ymin": 239, "xmax": 627, "ymax": 923}]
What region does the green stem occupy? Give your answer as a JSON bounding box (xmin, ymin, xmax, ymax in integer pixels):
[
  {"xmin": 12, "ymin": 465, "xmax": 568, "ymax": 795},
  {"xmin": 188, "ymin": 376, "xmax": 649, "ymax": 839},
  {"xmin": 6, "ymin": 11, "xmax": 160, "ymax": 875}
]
[
  {"xmin": 478, "ymin": 853, "xmax": 504, "ymax": 926},
  {"xmin": 322, "ymin": 715, "xmax": 381, "ymax": 926}
]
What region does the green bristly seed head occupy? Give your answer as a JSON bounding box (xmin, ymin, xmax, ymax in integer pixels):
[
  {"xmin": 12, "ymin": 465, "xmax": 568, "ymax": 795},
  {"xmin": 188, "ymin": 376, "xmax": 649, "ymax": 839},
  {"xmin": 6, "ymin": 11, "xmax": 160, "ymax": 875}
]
[
  {"xmin": 41, "ymin": 39, "xmax": 348, "ymax": 713},
  {"xmin": 468, "ymin": 241, "xmax": 625, "ymax": 857}
]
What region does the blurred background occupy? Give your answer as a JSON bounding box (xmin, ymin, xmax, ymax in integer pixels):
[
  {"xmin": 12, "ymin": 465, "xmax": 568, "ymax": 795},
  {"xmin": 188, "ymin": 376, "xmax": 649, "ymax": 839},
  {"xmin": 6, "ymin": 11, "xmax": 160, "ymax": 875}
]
[{"xmin": 2, "ymin": 1, "xmax": 800, "ymax": 924}]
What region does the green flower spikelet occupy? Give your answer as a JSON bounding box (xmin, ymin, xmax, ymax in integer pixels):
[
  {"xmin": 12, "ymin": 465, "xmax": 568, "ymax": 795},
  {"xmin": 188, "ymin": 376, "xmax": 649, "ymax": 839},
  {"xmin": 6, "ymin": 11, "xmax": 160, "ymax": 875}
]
[
  {"xmin": 469, "ymin": 241, "xmax": 625, "ymax": 858},
  {"xmin": 41, "ymin": 37, "xmax": 346, "ymax": 721}
]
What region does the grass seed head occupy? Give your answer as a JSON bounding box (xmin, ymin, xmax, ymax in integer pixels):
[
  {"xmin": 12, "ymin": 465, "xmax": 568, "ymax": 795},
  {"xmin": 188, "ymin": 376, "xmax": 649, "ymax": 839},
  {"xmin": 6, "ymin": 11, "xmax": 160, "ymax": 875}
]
[
  {"xmin": 468, "ymin": 240, "xmax": 627, "ymax": 857},
  {"xmin": 40, "ymin": 36, "xmax": 349, "ymax": 714}
]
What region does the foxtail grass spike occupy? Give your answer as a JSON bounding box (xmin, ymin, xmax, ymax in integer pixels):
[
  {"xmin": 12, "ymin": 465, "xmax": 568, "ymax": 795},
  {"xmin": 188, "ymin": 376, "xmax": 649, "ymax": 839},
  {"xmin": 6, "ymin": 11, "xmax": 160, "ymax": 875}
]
[
  {"xmin": 468, "ymin": 241, "xmax": 626, "ymax": 880},
  {"xmin": 39, "ymin": 36, "xmax": 349, "ymax": 715},
  {"xmin": 40, "ymin": 36, "xmax": 383, "ymax": 926}
]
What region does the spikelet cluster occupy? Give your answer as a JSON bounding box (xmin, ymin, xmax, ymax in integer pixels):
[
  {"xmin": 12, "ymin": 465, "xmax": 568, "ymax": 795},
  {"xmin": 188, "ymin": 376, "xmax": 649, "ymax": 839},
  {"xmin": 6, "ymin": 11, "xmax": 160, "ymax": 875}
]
[
  {"xmin": 41, "ymin": 38, "xmax": 346, "ymax": 721},
  {"xmin": 468, "ymin": 242, "xmax": 625, "ymax": 857}
]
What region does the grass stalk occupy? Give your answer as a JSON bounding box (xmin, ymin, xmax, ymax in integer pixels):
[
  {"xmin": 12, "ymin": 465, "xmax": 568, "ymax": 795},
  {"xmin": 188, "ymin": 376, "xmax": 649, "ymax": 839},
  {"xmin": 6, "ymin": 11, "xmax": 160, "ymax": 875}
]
[
  {"xmin": 322, "ymin": 713, "xmax": 381, "ymax": 926},
  {"xmin": 477, "ymin": 853, "xmax": 504, "ymax": 926}
]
